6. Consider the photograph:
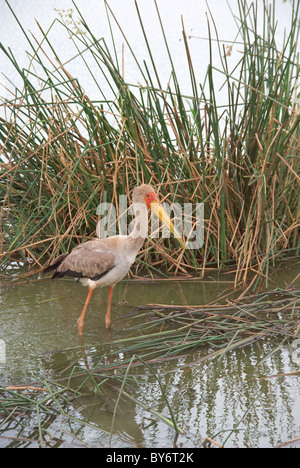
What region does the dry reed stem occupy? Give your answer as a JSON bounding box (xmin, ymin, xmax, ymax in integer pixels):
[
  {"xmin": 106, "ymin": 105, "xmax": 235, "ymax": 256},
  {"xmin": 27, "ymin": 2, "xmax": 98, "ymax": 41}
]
[{"xmin": 0, "ymin": 0, "xmax": 299, "ymax": 287}]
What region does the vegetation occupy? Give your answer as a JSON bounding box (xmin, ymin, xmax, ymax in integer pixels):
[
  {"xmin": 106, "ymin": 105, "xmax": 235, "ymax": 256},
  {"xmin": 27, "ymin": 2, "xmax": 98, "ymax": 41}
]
[
  {"xmin": 0, "ymin": 0, "xmax": 299, "ymax": 448},
  {"xmin": 0, "ymin": 0, "xmax": 299, "ymax": 288}
]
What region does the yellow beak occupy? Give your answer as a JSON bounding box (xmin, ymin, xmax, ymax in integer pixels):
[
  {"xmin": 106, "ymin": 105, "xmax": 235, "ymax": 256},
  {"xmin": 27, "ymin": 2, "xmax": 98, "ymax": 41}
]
[{"xmin": 150, "ymin": 201, "xmax": 186, "ymax": 250}]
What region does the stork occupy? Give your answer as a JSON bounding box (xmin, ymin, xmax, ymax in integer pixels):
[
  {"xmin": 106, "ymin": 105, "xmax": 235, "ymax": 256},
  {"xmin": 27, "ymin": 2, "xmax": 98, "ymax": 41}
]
[{"xmin": 43, "ymin": 184, "xmax": 185, "ymax": 335}]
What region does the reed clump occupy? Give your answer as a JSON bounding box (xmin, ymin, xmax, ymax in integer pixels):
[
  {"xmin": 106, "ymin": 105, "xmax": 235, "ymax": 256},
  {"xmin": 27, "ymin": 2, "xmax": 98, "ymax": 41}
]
[{"xmin": 0, "ymin": 0, "xmax": 299, "ymax": 287}]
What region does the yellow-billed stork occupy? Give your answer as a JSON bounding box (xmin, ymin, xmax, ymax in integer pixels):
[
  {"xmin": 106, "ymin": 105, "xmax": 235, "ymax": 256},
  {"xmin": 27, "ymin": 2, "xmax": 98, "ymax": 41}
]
[{"xmin": 43, "ymin": 184, "xmax": 185, "ymax": 335}]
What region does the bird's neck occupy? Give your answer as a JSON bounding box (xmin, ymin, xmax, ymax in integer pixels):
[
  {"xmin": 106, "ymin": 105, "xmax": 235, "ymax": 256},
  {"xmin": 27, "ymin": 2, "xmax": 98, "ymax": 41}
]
[{"xmin": 128, "ymin": 203, "xmax": 149, "ymax": 252}]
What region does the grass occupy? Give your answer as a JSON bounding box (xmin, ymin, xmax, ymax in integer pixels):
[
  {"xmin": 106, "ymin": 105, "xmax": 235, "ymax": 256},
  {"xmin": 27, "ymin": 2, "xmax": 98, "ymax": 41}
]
[
  {"xmin": 0, "ymin": 0, "xmax": 299, "ymax": 289},
  {"xmin": 0, "ymin": 1, "xmax": 299, "ymax": 447}
]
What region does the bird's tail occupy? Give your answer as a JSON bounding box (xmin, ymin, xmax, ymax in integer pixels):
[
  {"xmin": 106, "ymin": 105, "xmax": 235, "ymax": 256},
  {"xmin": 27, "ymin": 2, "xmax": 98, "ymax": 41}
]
[{"xmin": 43, "ymin": 253, "xmax": 69, "ymax": 276}]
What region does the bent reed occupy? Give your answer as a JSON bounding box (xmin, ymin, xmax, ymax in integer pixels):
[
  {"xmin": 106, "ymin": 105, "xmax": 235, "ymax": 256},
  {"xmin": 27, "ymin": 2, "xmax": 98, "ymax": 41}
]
[{"xmin": 0, "ymin": 0, "xmax": 299, "ymax": 289}]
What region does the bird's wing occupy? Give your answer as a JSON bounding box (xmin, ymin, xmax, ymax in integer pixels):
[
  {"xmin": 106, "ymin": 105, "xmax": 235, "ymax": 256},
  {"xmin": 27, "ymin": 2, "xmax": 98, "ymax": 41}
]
[
  {"xmin": 57, "ymin": 239, "xmax": 117, "ymax": 280},
  {"xmin": 43, "ymin": 253, "xmax": 69, "ymax": 274}
]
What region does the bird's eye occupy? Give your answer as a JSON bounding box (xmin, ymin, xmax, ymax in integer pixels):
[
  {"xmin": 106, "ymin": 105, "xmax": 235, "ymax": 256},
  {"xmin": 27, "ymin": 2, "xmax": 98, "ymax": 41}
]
[{"xmin": 146, "ymin": 194, "xmax": 150, "ymax": 197}]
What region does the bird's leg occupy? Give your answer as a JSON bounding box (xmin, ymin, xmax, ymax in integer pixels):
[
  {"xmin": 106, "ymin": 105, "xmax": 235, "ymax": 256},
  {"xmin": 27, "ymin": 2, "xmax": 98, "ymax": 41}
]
[
  {"xmin": 105, "ymin": 286, "xmax": 114, "ymax": 328},
  {"xmin": 78, "ymin": 288, "xmax": 93, "ymax": 335}
]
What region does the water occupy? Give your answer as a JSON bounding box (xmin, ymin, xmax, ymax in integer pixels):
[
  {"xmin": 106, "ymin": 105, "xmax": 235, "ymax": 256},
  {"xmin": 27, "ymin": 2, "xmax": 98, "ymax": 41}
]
[
  {"xmin": 0, "ymin": 0, "xmax": 295, "ymax": 110},
  {"xmin": 0, "ymin": 0, "xmax": 299, "ymax": 448},
  {"xmin": 0, "ymin": 260, "xmax": 299, "ymax": 448}
]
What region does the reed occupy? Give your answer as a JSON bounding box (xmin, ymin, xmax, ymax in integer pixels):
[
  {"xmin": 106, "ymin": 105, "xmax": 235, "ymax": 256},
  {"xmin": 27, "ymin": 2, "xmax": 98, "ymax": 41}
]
[
  {"xmin": 0, "ymin": 0, "xmax": 299, "ymax": 287},
  {"xmin": 61, "ymin": 286, "xmax": 300, "ymax": 372},
  {"xmin": 0, "ymin": 285, "xmax": 298, "ymax": 447}
]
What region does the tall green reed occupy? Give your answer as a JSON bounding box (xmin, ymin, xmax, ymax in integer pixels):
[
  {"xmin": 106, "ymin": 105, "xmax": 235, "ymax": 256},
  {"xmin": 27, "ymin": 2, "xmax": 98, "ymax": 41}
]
[{"xmin": 0, "ymin": 0, "xmax": 299, "ymax": 288}]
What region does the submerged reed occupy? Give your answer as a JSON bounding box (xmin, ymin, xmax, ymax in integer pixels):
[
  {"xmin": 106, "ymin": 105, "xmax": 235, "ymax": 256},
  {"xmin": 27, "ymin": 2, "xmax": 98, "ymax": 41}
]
[
  {"xmin": 0, "ymin": 0, "xmax": 299, "ymax": 287},
  {"xmin": 0, "ymin": 285, "xmax": 299, "ymax": 447}
]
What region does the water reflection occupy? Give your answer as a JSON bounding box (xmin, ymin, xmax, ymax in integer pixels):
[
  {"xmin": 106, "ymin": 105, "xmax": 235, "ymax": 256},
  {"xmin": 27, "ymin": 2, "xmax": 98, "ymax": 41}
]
[
  {"xmin": 0, "ymin": 262, "xmax": 299, "ymax": 447},
  {"xmin": 45, "ymin": 338, "xmax": 299, "ymax": 448}
]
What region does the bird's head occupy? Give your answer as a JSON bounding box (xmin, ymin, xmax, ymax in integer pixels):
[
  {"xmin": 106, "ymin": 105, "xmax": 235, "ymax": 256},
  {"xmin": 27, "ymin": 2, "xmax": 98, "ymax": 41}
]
[
  {"xmin": 132, "ymin": 184, "xmax": 157, "ymax": 207},
  {"xmin": 132, "ymin": 184, "xmax": 185, "ymax": 249}
]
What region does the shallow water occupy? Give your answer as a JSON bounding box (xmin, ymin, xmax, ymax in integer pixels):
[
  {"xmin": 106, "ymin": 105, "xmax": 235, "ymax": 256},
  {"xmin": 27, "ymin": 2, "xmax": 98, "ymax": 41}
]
[{"xmin": 0, "ymin": 259, "xmax": 299, "ymax": 448}]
